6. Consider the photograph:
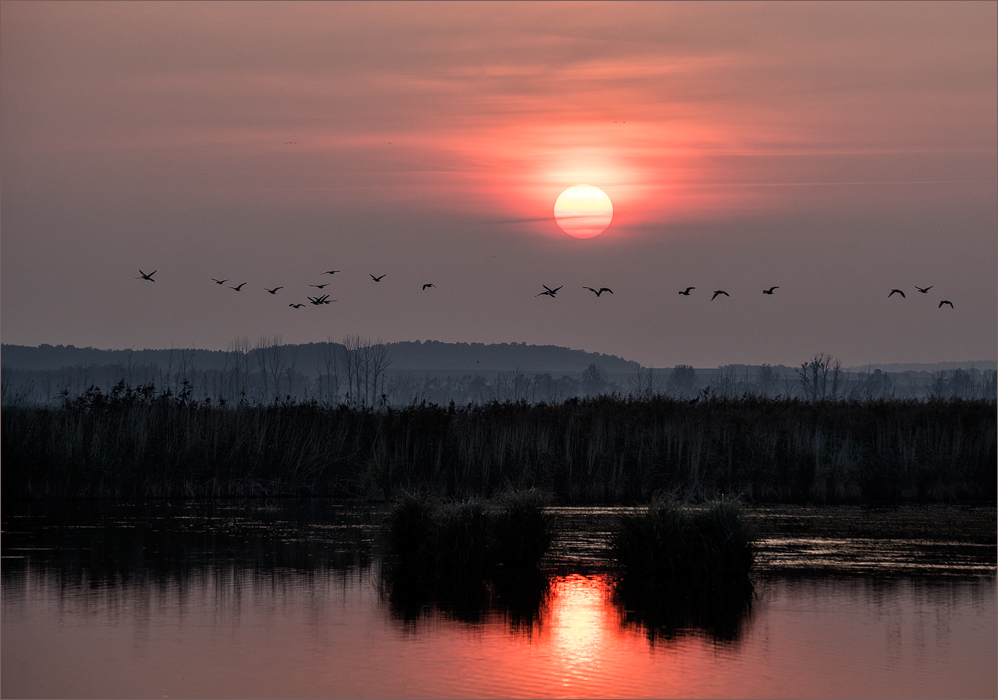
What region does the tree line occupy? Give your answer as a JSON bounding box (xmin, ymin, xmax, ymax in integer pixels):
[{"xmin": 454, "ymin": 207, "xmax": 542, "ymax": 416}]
[{"xmin": 2, "ymin": 338, "xmax": 996, "ymax": 408}]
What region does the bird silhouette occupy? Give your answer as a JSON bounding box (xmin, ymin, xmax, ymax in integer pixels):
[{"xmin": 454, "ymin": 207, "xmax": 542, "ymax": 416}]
[
  {"xmin": 678, "ymin": 287, "xmax": 695, "ymax": 296},
  {"xmin": 289, "ymin": 303, "xmax": 305, "ymax": 309},
  {"xmin": 939, "ymin": 300, "xmax": 954, "ymax": 308},
  {"xmin": 711, "ymin": 290, "xmax": 729, "ymax": 300},
  {"xmin": 322, "ymin": 270, "xmax": 340, "ymax": 275},
  {"xmin": 230, "ymin": 282, "xmax": 247, "ymax": 291},
  {"xmin": 763, "ymin": 286, "xmax": 779, "ymax": 295},
  {"xmin": 422, "ymin": 283, "xmax": 435, "ymax": 290},
  {"xmin": 136, "ymin": 269, "xmax": 156, "ymax": 282},
  {"xmin": 310, "ymin": 283, "xmax": 330, "ymax": 289},
  {"xmin": 308, "ymin": 295, "xmax": 333, "ymax": 305},
  {"xmin": 536, "ymin": 284, "xmax": 563, "ymax": 297},
  {"xmin": 371, "ymin": 274, "xmax": 386, "ymax": 282},
  {"xmin": 889, "ymin": 289, "xmax": 905, "ymax": 298},
  {"xmin": 211, "ymin": 278, "xmax": 227, "ymax": 285},
  {"xmin": 265, "ymin": 287, "xmax": 283, "ymax": 295},
  {"xmin": 584, "ymin": 287, "xmax": 613, "ymax": 297},
  {"xmin": 915, "ymin": 286, "xmax": 933, "ymax": 293}
]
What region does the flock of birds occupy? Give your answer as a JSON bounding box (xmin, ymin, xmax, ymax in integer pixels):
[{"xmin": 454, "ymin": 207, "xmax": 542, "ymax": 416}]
[{"xmin": 134, "ymin": 269, "xmax": 956, "ymax": 309}]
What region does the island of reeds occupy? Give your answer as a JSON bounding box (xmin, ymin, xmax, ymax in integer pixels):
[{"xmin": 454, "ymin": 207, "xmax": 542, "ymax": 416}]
[
  {"xmin": 379, "ymin": 490, "xmax": 554, "ymax": 621},
  {"xmin": 2, "ymin": 382, "xmax": 995, "ymax": 503}
]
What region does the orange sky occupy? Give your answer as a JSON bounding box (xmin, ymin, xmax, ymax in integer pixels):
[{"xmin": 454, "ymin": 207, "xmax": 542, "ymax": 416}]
[{"xmin": 2, "ymin": 2, "xmax": 995, "ymax": 366}]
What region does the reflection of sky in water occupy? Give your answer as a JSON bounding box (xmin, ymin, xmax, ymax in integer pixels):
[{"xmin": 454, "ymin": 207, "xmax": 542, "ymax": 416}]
[
  {"xmin": 2, "ymin": 503, "xmax": 995, "ymax": 698},
  {"xmin": 4, "ymin": 569, "xmax": 994, "ymax": 699}
]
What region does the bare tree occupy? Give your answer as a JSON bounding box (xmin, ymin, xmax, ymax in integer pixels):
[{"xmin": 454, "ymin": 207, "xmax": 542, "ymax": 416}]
[
  {"xmin": 757, "ymin": 364, "xmax": 778, "ymax": 397},
  {"xmin": 582, "ymin": 363, "xmax": 609, "ymax": 396},
  {"xmin": 796, "ymin": 353, "xmax": 842, "ymax": 400},
  {"xmin": 282, "ymin": 344, "xmax": 299, "ymax": 400},
  {"xmin": 318, "ymin": 338, "xmax": 341, "ymax": 405},
  {"xmin": 255, "ymin": 335, "xmax": 285, "ymax": 400},
  {"xmin": 668, "ymin": 365, "xmax": 699, "ymax": 398},
  {"xmin": 340, "ymin": 335, "xmax": 393, "ymax": 407},
  {"xmin": 628, "ymin": 366, "xmax": 662, "ymax": 399},
  {"xmin": 369, "ymin": 341, "xmax": 393, "ymax": 407}
]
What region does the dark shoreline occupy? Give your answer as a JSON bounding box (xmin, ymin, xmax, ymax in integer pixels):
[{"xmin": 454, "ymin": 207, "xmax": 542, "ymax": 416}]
[{"xmin": 3, "ymin": 390, "xmax": 995, "ymax": 503}]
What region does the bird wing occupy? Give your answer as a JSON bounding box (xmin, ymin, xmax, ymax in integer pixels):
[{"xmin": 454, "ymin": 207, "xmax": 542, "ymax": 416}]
[{"xmin": 601, "ymin": 288, "xmax": 613, "ymax": 294}]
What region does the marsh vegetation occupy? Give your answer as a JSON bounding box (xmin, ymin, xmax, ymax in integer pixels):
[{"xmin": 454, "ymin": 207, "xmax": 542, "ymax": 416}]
[{"xmin": 3, "ymin": 382, "xmax": 994, "ymax": 502}]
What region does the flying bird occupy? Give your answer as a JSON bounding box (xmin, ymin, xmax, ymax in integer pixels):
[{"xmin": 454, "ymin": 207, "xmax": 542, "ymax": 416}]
[
  {"xmin": 536, "ymin": 284, "xmax": 563, "ymax": 297},
  {"xmin": 322, "ymin": 270, "xmax": 340, "ymax": 275},
  {"xmin": 939, "ymin": 300, "xmax": 954, "ymax": 309},
  {"xmin": 211, "ymin": 278, "xmax": 227, "ymax": 285},
  {"xmin": 422, "ymin": 283, "xmax": 435, "ymax": 290},
  {"xmin": 889, "ymin": 289, "xmax": 905, "ymax": 298},
  {"xmin": 310, "ymin": 283, "xmax": 330, "ymax": 289},
  {"xmin": 711, "ymin": 290, "xmax": 729, "ymax": 300},
  {"xmin": 584, "ymin": 287, "xmax": 613, "ymax": 297},
  {"xmin": 308, "ymin": 295, "xmax": 333, "ymax": 305},
  {"xmin": 230, "ymin": 282, "xmax": 247, "ymax": 291},
  {"xmin": 265, "ymin": 287, "xmax": 283, "ymax": 294},
  {"xmin": 763, "ymin": 286, "xmax": 779, "ymax": 295},
  {"xmin": 289, "ymin": 303, "xmax": 305, "ymax": 309},
  {"xmin": 678, "ymin": 287, "xmax": 695, "ymax": 296},
  {"xmin": 371, "ymin": 274, "xmax": 386, "ymax": 282},
  {"xmin": 136, "ymin": 270, "xmax": 156, "ymax": 282},
  {"xmin": 915, "ymin": 286, "xmax": 933, "ymax": 293}
]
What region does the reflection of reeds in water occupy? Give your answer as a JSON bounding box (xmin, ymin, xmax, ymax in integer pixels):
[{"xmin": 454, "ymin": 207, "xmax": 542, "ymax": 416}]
[
  {"xmin": 609, "ymin": 497, "xmax": 756, "ymax": 642},
  {"xmin": 0, "ymin": 500, "xmax": 377, "ymax": 593},
  {"xmin": 612, "ymin": 579, "xmax": 754, "ymax": 643},
  {"xmin": 379, "ymin": 491, "xmax": 553, "ymax": 630}
]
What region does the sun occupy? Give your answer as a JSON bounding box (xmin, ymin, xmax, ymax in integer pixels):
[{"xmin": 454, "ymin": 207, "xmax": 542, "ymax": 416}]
[{"xmin": 554, "ymin": 185, "xmax": 613, "ymax": 238}]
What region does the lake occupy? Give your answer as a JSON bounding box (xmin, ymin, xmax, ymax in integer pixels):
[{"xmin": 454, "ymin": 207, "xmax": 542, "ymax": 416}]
[{"xmin": 2, "ymin": 500, "xmax": 995, "ymax": 699}]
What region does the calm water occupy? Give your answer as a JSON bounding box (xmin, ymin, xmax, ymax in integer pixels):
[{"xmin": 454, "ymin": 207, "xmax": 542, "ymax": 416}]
[{"xmin": 2, "ymin": 501, "xmax": 995, "ymax": 699}]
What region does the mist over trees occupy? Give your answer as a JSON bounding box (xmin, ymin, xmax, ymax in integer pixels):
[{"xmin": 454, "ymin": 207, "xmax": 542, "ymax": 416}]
[{"xmin": 3, "ymin": 339, "xmax": 996, "ymax": 408}]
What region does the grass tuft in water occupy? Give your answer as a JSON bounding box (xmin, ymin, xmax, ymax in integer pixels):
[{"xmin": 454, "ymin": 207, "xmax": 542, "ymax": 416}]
[
  {"xmin": 380, "ymin": 490, "xmax": 553, "ymax": 625},
  {"xmin": 610, "ymin": 495, "xmax": 755, "ymax": 595},
  {"xmin": 382, "ymin": 490, "xmax": 553, "ymax": 578}
]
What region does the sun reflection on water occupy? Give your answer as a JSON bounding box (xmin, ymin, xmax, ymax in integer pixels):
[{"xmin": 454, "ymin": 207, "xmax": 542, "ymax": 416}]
[{"xmin": 545, "ymin": 574, "xmax": 618, "ymax": 682}]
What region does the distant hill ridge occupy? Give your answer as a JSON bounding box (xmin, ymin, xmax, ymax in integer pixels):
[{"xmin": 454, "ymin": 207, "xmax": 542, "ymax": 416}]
[
  {"xmin": 1, "ymin": 342, "xmax": 992, "ymax": 376},
  {"xmin": 1, "ymin": 341, "xmax": 641, "ymax": 375}
]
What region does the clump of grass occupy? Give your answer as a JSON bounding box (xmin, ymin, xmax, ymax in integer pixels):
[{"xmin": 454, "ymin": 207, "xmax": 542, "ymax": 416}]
[
  {"xmin": 382, "ymin": 490, "xmax": 553, "ymax": 578},
  {"xmin": 610, "ymin": 495, "xmax": 755, "ymax": 595},
  {"xmin": 380, "ymin": 490, "xmax": 553, "ymax": 626},
  {"xmin": 491, "ymin": 489, "xmax": 554, "ymax": 573}
]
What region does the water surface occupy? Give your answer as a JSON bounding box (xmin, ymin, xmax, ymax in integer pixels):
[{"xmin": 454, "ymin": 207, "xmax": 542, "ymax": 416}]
[{"xmin": 2, "ymin": 501, "xmax": 995, "ymax": 698}]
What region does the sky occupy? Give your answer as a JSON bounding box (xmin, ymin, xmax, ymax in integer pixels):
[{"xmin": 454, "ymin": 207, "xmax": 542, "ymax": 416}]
[{"xmin": 2, "ymin": 1, "xmax": 995, "ymax": 368}]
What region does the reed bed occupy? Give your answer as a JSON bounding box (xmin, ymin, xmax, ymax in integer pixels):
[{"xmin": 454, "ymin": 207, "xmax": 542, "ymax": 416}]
[
  {"xmin": 381, "ymin": 490, "xmax": 553, "ymax": 577},
  {"xmin": 608, "ymin": 497, "xmax": 756, "ymax": 640},
  {"xmin": 2, "ymin": 385, "xmax": 995, "ymax": 502},
  {"xmin": 610, "ymin": 496, "xmax": 755, "ymax": 592},
  {"xmin": 378, "ymin": 491, "xmax": 553, "ymax": 625}
]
